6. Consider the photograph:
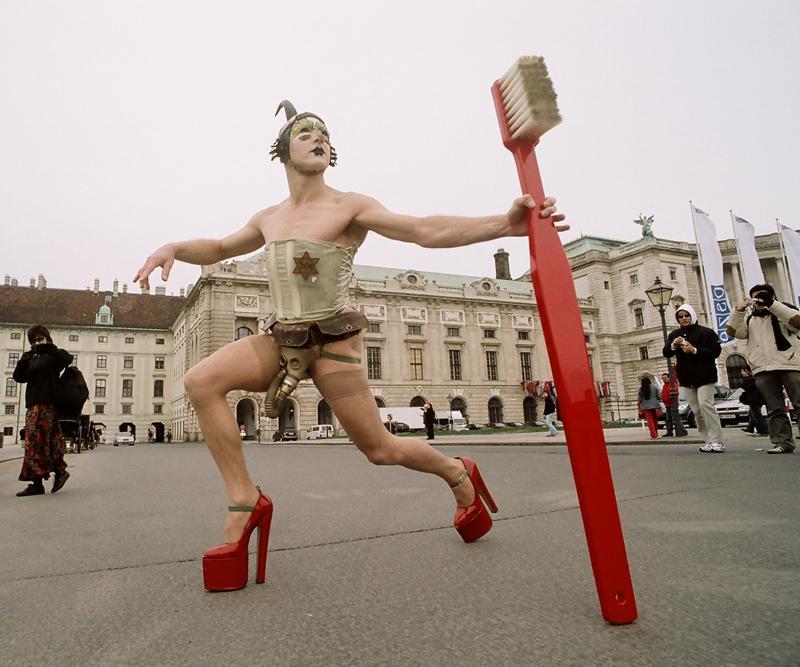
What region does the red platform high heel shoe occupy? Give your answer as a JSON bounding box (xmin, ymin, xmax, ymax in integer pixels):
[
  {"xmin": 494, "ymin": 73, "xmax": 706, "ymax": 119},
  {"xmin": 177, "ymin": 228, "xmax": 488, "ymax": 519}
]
[
  {"xmin": 202, "ymin": 487, "xmax": 274, "ymax": 592},
  {"xmin": 451, "ymin": 457, "xmax": 498, "ymax": 543}
]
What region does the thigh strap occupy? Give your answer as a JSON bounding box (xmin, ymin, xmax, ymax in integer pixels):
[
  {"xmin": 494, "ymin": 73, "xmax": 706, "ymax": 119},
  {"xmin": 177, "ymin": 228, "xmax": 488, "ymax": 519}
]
[
  {"xmin": 314, "ymin": 370, "xmax": 370, "ymax": 401},
  {"xmin": 319, "ymin": 348, "xmax": 361, "ymax": 364}
]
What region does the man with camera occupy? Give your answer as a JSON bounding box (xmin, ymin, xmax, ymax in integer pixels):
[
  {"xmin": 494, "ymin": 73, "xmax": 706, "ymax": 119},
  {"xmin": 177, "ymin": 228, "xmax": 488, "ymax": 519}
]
[
  {"xmin": 663, "ymin": 304, "xmax": 725, "ymax": 453},
  {"xmin": 727, "ymin": 284, "xmax": 800, "ymax": 454}
]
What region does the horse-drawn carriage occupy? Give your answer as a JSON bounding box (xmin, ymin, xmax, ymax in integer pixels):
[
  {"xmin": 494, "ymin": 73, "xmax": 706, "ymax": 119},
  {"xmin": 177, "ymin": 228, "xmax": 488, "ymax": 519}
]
[{"xmin": 60, "ymin": 416, "xmax": 102, "ymax": 453}]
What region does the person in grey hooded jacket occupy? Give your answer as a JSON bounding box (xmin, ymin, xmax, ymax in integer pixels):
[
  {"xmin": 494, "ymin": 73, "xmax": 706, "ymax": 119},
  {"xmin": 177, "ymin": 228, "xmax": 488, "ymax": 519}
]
[
  {"xmin": 663, "ymin": 304, "xmax": 725, "ymax": 453},
  {"xmin": 727, "ymin": 283, "xmax": 799, "ymax": 454}
]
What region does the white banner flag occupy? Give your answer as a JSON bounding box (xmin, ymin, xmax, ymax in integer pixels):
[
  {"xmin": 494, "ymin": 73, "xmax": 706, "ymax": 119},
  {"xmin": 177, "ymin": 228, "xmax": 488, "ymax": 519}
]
[
  {"xmin": 779, "ymin": 224, "xmax": 800, "ymax": 308},
  {"xmin": 731, "ymin": 214, "xmax": 765, "ymax": 293},
  {"xmin": 691, "ymin": 204, "xmax": 732, "ymax": 343}
]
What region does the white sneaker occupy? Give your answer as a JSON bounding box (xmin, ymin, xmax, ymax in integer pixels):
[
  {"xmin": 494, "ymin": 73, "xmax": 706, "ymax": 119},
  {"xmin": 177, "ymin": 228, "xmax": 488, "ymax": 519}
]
[{"xmin": 699, "ymin": 442, "xmax": 725, "ymax": 453}]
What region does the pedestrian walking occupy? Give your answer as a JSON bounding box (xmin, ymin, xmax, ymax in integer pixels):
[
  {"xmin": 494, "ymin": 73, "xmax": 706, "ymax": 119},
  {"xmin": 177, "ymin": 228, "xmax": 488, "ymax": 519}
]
[
  {"xmin": 727, "ymin": 284, "xmax": 800, "ymax": 453},
  {"xmin": 663, "ymin": 304, "xmax": 725, "ymax": 453},
  {"xmin": 422, "ymin": 404, "xmax": 436, "ymax": 440},
  {"xmin": 637, "ymin": 376, "xmax": 660, "ymax": 439},
  {"xmin": 738, "ymin": 367, "xmax": 768, "ymax": 436},
  {"xmin": 660, "ymin": 371, "xmax": 686, "ymax": 436},
  {"xmin": 543, "ymin": 390, "xmax": 558, "ymax": 436},
  {"xmin": 13, "ymin": 325, "xmax": 73, "ymax": 496}
]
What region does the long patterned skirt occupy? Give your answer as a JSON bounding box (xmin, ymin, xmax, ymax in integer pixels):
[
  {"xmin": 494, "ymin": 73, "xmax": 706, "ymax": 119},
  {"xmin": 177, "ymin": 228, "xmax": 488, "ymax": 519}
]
[{"xmin": 18, "ymin": 404, "xmax": 66, "ymax": 481}]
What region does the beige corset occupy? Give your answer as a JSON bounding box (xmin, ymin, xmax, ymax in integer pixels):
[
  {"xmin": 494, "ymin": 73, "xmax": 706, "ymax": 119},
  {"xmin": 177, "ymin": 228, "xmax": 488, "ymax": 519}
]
[{"xmin": 265, "ymin": 239, "xmax": 357, "ymax": 323}]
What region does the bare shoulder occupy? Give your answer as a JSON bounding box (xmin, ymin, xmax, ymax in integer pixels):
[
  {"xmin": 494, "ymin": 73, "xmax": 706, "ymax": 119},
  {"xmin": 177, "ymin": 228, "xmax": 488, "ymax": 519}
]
[
  {"xmin": 341, "ymin": 191, "xmax": 381, "ymax": 214},
  {"xmin": 250, "ymin": 203, "xmax": 283, "ymax": 225}
]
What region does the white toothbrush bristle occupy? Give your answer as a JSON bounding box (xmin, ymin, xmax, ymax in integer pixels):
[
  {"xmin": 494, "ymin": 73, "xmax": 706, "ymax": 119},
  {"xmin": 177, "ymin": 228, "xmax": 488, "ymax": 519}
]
[{"xmin": 498, "ymin": 56, "xmax": 561, "ymax": 140}]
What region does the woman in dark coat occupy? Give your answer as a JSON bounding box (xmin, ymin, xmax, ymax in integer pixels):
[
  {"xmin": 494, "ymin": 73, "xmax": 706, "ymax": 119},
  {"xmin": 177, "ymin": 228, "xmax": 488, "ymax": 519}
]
[
  {"xmin": 13, "ymin": 325, "xmax": 73, "ymax": 496},
  {"xmin": 423, "ymin": 403, "xmax": 436, "ymax": 440}
]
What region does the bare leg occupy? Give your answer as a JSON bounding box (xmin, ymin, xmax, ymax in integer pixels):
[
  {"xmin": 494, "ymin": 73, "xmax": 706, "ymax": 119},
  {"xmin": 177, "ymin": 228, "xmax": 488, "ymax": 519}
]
[
  {"xmin": 311, "ymin": 335, "xmax": 475, "ymax": 507},
  {"xmin": 184, "ymin": 334, "xmax": 282, "ymax": 543}
]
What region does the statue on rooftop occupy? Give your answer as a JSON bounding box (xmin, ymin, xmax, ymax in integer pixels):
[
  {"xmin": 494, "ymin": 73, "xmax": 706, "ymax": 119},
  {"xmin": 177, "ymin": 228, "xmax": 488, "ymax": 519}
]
[{"xmin": 634, "ymin": 214, "xmax": 654, "ymax": 238}]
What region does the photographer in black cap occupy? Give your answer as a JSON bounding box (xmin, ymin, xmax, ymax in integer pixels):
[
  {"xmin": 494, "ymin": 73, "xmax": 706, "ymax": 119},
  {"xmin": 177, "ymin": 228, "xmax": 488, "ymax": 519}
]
[{"xmin": 727, "ymin": 284, "xmax": 800, "ymax": 454}]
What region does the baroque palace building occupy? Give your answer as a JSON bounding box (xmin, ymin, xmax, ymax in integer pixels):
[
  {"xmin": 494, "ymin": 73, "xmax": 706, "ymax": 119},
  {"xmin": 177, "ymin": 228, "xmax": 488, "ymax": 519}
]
[{"xmin": 1, "ymin": 228, "xmax": 793, "ymax": 442}]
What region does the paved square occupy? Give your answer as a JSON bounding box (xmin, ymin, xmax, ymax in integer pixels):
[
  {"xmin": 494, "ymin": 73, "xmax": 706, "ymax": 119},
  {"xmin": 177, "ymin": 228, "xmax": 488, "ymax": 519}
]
[{"xmin": 1, "ymin": 433, "xmax": 798, "ymax": 665}]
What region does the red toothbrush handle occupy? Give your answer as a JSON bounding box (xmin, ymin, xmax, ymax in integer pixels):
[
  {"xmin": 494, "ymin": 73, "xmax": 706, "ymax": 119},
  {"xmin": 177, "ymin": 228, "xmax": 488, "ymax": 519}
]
[{"xmin": 491, "ymin": 82, "xmax": 637, "ymax": 624}]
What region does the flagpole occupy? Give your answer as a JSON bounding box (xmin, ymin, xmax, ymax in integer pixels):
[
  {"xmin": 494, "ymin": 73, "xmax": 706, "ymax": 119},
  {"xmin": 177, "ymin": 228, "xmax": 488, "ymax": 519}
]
[
  {"xmin": 730, "ymin": 210, "xmax": 747, "ymax": 301},
  {"xmin": 690, "ymin": 201, "xmax": 713, "ymax": 327},
  {"xmin": 776, "ymin": 218, "xmax": 794, "ymax": 302}
]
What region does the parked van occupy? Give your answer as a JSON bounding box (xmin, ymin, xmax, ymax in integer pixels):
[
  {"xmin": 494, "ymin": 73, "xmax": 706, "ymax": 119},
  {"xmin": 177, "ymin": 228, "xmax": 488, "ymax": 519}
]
[
  {"xmin": 307, "ymin": 424, "xmax": 334, "ymax": 440},
  {"xmin": 436, "ymin": 410, "xmax": 468, "ymax": 431}
]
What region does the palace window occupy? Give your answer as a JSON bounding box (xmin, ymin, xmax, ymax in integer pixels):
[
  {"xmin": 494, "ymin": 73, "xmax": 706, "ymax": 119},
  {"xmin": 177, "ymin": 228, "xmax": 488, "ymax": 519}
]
[
  {"xmin": 446, "ymin": 327, "xmax": 460, "ymax": 338},
  {"xmin": 95, "ymin": 379, "xmax": 106, "ymax": 398},
  {"xmin": 486, "ymin": 351, "xmax": 499, "ymax": 381},
  {"xmin": 366, "ymin": 347, "xmax": 382, "ymax": 380},
  {"xmin": 520, "ymin": 352, "xmax": 532, "ymax": 382},
  {"xmin": 409, "ymin": 348, "xmax": 424, "ymax": 380},
  {"xmin": 449, "ymin": 349, "xmax": 462, "ymax": 381},
  {"xmin": 122, "ymin": 379, "xmax": 133, "ymax": 398}
]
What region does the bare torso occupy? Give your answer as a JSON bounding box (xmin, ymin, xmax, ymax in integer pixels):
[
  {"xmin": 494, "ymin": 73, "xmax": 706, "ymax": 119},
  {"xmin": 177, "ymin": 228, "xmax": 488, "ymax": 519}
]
[{"xmin": 251, "ymin": 187, "xmax": 368, "ymax": 250}]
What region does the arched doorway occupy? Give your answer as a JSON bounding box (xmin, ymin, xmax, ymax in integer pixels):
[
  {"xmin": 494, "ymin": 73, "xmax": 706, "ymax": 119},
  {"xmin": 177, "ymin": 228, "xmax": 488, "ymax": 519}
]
[
  {"xmin": 119, "ymin": 422, "xmax": 136, "ymax": 438},
  {"xmin": 523, "ymin": 396, "xmax": 537, "ymax": 425},
  {"xmin": 279, "ymin": 399, "xmax": 298, "ymax": 431},
  {"xmin": 410, "ymin": 395, "xmax": 426, "ymax": 408},
  {"xmin": 317, "ymin": 399, "xmax": 332, "ymax": 425},
  {"xmin": 236, "ymin": 398, "xmax": 258, "ymax": 439},
  {"xmin": 151, "ymin": 421, "xmax": 165, "ymax": 442},
  {"xmin": 450, "ymin": 396, "xmax": 467, "ymax": 420},
  {"xmin": 488, "ymin": 397, "xmax": 504, "ymax": 425},
  {"xmin": 725, "ymin": 353, "xmax": 748, "ymax": 389},
  {"xmin": 374, "ymin": 396, "xmax": 386, "ymax": 408}
]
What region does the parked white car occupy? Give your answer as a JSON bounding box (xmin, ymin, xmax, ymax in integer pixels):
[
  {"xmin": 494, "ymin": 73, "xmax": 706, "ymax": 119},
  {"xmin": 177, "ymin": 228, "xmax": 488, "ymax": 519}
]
[
  {"xmin": 114, "ymin": 431, "xmax": 135, "ymax": 446},
  {"xmin": 306, "ymin": 424, "xmax": 334, "ymax": 440},
  {"xmin": 715, "ymin": 388, "xmax": 749, "ymax": 426}
]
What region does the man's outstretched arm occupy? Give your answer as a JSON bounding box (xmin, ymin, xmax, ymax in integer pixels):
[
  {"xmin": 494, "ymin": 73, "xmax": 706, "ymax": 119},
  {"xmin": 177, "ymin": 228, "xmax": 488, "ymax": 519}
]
[
  {"xmin": 133, "ymin": 215, "xmax": 266, "ymax": 289},
  {"xmin": 351, "ymin": 194, "xmax": 568, "ymax": 248}
]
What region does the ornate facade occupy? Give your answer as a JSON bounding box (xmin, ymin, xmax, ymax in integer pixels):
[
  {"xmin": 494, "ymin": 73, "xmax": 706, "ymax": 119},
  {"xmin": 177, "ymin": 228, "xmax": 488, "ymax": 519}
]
[{"xmin": 2, "ymin": 229, "xmax": 793, "ymax": 443}]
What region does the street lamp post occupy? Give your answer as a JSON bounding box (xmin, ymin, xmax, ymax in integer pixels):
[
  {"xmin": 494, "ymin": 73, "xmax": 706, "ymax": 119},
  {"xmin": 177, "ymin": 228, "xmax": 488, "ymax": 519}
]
[{"xmin": 645, "ymin": 277, "xmax": 687, "ymax": 437}]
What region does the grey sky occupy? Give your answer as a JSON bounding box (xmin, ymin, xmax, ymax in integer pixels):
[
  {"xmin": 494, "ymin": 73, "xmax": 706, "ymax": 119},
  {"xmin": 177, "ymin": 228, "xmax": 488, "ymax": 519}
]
[{"xmin": 1, "ymin": 0, "xmax": 797, "ymax": 294}]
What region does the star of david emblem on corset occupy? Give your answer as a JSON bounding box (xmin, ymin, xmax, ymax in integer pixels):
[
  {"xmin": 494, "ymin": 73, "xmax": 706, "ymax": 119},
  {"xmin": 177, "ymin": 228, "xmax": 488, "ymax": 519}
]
[{"xmin": 293, "ymin": 251, "xmax": 320, "ymax": 281}]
